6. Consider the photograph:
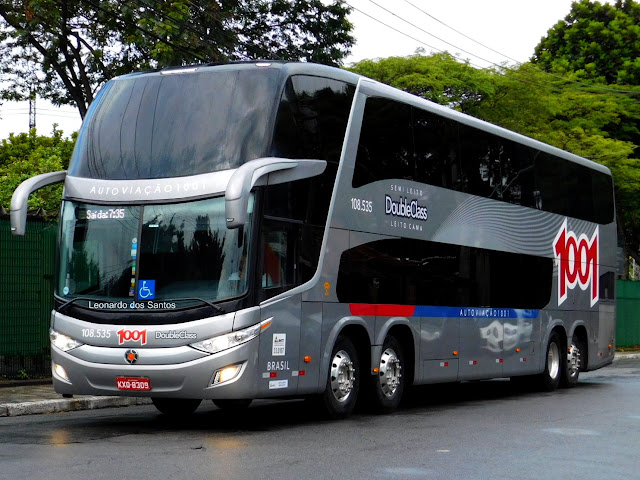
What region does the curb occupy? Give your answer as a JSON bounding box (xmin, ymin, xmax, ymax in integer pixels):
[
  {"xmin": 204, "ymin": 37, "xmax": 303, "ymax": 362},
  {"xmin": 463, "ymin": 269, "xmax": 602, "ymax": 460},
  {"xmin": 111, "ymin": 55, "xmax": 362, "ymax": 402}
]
[
  {"xmin": 614, "ymin": 352, "xmax": 640, "ymax": 361},
  {"xmin": 0, "ymin": 396, "xmax": 152, "ymax": 417}
]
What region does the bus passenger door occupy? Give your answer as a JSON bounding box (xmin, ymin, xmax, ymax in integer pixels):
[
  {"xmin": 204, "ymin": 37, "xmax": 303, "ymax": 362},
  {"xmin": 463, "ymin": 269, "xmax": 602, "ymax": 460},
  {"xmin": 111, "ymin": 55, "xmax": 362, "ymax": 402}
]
[{"xmin": 256, "ymin": 228, "xmax": 302, "ymax": 397}]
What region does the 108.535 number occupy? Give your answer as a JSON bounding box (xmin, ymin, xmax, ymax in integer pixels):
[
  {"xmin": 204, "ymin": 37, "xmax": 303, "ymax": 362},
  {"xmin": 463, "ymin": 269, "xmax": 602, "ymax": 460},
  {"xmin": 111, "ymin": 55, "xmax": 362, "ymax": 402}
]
[{"xmin": 350, "ymin": 198, "xmax": 373, "ymax": 213}]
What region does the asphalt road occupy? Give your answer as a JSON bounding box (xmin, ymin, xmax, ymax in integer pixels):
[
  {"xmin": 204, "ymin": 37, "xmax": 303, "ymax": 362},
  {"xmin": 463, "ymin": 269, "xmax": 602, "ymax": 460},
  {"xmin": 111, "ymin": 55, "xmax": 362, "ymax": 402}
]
[{"xmin": 1, "ymin": 360, "xmax": 639, "ymax": 480}]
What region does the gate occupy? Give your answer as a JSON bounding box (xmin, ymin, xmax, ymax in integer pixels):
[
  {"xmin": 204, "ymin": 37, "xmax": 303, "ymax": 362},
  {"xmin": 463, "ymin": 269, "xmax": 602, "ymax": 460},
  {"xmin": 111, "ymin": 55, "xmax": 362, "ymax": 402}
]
[
  {"xmin": 616, "ymin": 280, "xmax": 640, "ymax": 347},
  {"xmin": 0, "ymin": 218, "xmax": 57, "ymax": 378}
]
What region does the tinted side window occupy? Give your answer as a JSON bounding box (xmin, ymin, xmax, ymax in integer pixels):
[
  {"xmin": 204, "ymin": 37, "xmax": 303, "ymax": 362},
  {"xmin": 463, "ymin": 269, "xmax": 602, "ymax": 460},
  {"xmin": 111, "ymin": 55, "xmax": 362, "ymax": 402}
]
[
  {"xmin": 535, "ymin": 153, "xmax": 569, "ymax": 217},
  {"xmin": 337, "ymin": 239, "xmax": 552, "ymax": 309},
  {"xmin": 504, "ymin": 144, "xmax": 537, "ymax": 208},
  {"xmin": 271, "ymin": 75, "xmax": 355, "ymax": 163},
  {"xmin": 592, "ymin": 173, "xmax": 615, "ymax": 224},
  {"xmin": 413, "ymin": 109, "xmax": 462, "ymax": 190},
  {"xmin": 271, "ymin": 76, "xmax": 353, "ymax": 226},
  {"xmin": 459, "ymin": 125, "xmax": 505, "ymax": 200},
  {"xmin": 535, "ymin": 154, "xmax": 614, "ymax": 224},
  {"xmin": 353, "ymin": 97, "xmax": 414, "ymax": 187},
  {"xmin": 259, "ymin": 212, "xmax": 323, "ymax": 301}
]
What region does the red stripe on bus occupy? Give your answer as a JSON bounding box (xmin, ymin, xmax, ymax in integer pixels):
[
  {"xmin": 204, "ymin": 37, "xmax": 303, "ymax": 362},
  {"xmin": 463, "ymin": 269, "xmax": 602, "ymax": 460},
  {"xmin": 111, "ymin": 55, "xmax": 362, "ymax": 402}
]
[{"xmin": 349, "ymin": 304, "xmax": 416, "ymax": 317}]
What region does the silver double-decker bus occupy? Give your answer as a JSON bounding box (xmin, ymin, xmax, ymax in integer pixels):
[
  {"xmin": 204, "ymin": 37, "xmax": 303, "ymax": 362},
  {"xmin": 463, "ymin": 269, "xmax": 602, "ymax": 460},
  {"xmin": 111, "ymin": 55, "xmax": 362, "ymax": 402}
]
[{"xmin": 11, "ymin": 62, "xmax": 616, "ymax": 417}]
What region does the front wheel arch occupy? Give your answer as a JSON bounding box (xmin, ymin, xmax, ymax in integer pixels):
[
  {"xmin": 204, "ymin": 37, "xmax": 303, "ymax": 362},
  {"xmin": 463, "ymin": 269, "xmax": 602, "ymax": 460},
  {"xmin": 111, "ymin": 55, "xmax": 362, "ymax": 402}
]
[{"xmin": 319, "ymin": 335, "xmax": 360, "ymax": 419}]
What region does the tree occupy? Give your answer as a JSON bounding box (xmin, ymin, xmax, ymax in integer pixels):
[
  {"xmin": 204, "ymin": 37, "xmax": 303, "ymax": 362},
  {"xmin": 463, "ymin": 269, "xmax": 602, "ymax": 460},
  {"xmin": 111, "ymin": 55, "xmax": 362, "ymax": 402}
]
[
  {"xmin": 0, "ymin": 0, "xmax": 354, "ymax": 119},
  {"xmin": 349, "ymin": 52, "xmax": 498, "ymax": 113},
  {"xmin": 0, "ymin": 127, "xmax": 76, "ymax": 215},
  {"xmin": 533, "ymin": 0, "xmax": 640, "ymax": 85}
]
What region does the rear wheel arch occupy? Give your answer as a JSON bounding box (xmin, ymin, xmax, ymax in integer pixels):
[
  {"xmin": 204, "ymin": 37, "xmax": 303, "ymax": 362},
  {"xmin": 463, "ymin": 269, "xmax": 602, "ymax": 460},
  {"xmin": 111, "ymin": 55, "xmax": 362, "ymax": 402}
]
[
  {"xmin": 538, "ymin": 327, "xmax": 567, "ymax": 391},
  {"xmin": 561, "ymin": 325, "xmax": 589, "ymax": 388},
  {"xmin": 318, "ymin": 326, "xmax": 371, "ymax": 419},
  {"xmin": 340, "ymin": 324, "xmax": 372, "ymax": 376}
]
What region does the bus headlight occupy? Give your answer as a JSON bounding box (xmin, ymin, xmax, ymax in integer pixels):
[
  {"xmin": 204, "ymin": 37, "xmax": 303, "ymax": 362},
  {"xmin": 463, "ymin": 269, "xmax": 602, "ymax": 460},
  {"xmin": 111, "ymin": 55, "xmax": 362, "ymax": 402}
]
[
  {"xmin": 190, "ymin": 322, "xmax": 261, "ymax": 354},
  {"xmin": 50, "ymin": 329, "xmax": 84, "ymax": 352}
]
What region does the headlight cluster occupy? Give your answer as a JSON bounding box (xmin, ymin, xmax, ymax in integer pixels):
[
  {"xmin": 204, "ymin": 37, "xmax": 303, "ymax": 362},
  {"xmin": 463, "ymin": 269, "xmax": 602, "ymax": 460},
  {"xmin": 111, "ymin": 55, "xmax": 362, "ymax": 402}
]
[
  {"xmin": 190, "ymin": 322, "xmax": 262, "ymax": 354},
  {"xmin": 50, "ymin": 329, "xmax": 84, "ymax": 352}
]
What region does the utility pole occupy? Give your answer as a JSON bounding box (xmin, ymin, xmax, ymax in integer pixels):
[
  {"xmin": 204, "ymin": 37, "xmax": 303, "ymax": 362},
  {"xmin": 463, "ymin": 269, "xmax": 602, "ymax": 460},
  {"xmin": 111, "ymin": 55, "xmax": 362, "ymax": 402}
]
[{"xmin": 28, "ymin": 89, "xmax": 36, "ymax": 131}]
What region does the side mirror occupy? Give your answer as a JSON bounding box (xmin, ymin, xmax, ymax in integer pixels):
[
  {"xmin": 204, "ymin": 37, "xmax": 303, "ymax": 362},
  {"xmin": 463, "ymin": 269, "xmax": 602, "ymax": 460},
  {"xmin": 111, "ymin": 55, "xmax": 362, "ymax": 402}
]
[
  {"xmin": 225, "ymin": 158, "xmax": 326, "ymax": 228},
  {"xmin": 10, "ymin": 171, "xmax": 67, "ymax": 235}
]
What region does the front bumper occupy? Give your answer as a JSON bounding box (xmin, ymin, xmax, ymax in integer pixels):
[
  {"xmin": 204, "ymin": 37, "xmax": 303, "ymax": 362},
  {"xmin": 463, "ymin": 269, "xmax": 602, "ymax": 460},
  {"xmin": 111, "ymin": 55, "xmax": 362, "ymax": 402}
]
[{"xmin": 51, "ymin": 337, "xmax": 260, "ymax": 400}]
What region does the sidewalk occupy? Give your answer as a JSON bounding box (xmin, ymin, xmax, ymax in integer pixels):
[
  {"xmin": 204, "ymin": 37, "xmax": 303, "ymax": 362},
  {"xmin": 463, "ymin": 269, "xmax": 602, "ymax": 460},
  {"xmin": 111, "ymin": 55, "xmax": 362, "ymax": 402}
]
[
  {"xmin": 2, "ymin": 352, "xmax": 639, "ymax": 417},
  {"xmin": 0, "ymin": 381, "xmax": 151, "ymax": 417}
]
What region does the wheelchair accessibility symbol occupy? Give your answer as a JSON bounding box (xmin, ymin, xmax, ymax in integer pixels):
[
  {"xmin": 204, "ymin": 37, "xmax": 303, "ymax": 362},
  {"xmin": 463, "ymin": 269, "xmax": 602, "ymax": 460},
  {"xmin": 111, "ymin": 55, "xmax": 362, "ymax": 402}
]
[{"xmin": 138, "ymin": 280, "xmax": 156, "ymax": 300}]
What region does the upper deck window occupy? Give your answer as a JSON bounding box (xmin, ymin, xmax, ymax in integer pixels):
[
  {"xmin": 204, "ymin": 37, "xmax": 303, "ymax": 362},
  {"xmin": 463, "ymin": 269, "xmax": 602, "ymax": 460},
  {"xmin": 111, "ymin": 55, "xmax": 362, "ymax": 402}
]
[
  {"xmin": 353, "ymin": 96, "xmax": 615, "ymax": 224},
  {"xmin": 69, "ymin": 68, "xmax": 281, "ymax": 179}
]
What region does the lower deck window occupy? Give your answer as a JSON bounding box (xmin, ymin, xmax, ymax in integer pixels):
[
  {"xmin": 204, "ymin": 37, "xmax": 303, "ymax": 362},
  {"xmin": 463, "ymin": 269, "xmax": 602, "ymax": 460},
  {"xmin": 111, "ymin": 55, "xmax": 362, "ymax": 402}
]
[{"xmin": 336, "ymin": 238, "xmax": 552, "ymax": 309}]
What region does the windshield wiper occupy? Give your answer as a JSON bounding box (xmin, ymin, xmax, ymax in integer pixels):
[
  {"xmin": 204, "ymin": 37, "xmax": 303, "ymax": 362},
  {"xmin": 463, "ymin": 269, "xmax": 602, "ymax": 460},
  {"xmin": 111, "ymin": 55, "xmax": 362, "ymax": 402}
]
[
  {"xmin": 57, "ymin": 296, "xmax": 97, "ymax": 313},
  {"xmin": 167, "ymin": 297, "xmax": 226, "ymax": 314}
]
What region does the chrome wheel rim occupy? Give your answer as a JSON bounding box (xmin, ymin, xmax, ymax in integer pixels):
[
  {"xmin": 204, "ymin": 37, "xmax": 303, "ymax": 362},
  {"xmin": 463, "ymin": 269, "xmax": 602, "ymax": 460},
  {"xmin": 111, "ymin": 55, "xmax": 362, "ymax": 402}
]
[
  {"xmin": 379, "ymin": 348, "xmax": 402, "ymax": 397},
  {"xmin": 567, "ymin": 342, "xmax": 581, "ymax": 379},
  {"xmin": 330, "ymin": 349, "xmax": 355, "ymax": 403},
  {"xmin": 548, "ymin": 342, "xmax": 560, "ymax": 380}
]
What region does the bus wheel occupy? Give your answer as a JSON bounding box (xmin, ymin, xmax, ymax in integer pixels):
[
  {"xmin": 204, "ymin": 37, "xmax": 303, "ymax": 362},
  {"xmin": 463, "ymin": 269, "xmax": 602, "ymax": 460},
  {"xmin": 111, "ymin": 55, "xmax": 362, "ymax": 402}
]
[
  {"xmin": 561, "ymin": 334, "xmax": 585, "ymax": 388},
  {"xmin": 151, "ymin": 398, "xmax": 202, "ymax": 416},
  {"xmin": 372, "ymin": 335, "xmax": 405, "ymax": 412},
  {"xmin": 537, "ymin": 332, "xmax": 563, "ymax": 391},
  {"xmin": 321, "ymin": 336, "xmax": 359, "ymax": 419},
  {"xmin": 213, "ymin": 399, "xmax": 252, "ymax": 410}
]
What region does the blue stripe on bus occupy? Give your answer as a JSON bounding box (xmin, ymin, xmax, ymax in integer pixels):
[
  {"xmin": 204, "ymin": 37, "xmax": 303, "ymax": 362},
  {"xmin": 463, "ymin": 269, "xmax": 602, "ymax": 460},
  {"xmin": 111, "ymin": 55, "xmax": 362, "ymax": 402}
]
[{"xmin": 413, "ymin": 306, "xmax": 539, "ymax": 319}]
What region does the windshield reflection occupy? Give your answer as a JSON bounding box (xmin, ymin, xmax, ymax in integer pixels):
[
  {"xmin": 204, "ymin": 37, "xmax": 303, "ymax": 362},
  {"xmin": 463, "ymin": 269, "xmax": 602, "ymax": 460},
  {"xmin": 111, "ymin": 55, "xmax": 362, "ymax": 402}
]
[{"xmin": 57, "ymin": 196, "xmax": 252, "ymax": 308}]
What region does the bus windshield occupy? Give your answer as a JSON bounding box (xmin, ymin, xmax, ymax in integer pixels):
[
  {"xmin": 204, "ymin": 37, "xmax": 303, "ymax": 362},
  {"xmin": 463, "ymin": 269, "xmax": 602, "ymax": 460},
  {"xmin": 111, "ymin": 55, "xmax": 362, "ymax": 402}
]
[
  {"xmin": 69, "ymin": 67, "xmax": 280, "ymax": 179},
  {"xmin": 57, "ymin": 196, "xmax": 253, "ymax": 309}
]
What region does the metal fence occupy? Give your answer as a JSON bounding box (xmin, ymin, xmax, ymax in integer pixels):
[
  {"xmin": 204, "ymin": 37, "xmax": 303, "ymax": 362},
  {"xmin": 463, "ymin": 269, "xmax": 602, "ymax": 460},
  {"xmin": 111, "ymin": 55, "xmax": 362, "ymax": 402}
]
[
  {"xmin": 0, "ymin": 218, "xmax": 57, "ymax": 378},
  {"xmin": 617, "ymin": 279, "xmax": 640, "ymax": 347}
]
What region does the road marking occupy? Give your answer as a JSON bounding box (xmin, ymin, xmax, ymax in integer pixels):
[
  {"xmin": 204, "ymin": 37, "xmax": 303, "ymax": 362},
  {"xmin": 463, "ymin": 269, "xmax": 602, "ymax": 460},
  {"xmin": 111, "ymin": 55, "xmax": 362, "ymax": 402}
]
[
  {"xmin": 542, "ymin": 428, "xmax": 600, "ymax": 436},
  {"xmin": 384, "ymin": 468, "xmax": 435, "ymax": 476}
]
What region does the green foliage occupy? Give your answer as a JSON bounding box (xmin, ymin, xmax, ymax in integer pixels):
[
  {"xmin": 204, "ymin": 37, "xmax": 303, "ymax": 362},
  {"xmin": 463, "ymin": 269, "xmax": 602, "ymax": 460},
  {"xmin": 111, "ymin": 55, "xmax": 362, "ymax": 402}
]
[
  {"xmin": 349, "ymin": 53, "xmax": 497, "ymax": 113},
  {"xmin": 0, "ymin": 1, "xmax": 354, "ymax": 118},
  {"xmin": 0, "ymin": 127, "xmax": 76, "ymax": 216},
  {"xmin": 533, "ymin": 0, "xmax": 640, "ymax": 85}
]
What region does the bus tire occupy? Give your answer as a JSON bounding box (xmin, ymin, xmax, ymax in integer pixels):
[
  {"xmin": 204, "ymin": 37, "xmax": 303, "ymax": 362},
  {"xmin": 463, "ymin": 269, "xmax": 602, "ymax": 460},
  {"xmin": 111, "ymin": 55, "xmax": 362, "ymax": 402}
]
[
  {"xmin": 321, "ymin": 336, "xmax": 360, "ymax": 419},
  {"xmin": 561, "ymin": 334, "xmax": 585, "ymax": 388},
  {"xmin": 536, "ymin": 331, "xmax": 563, "ymax": 392},
  {"xmin": 151, "ymin": 397, "xmax": 202, "ymax": 416},
  {"xmin": 371, "ymin": 335, "xmax": 405, "ymax": 412},
  {"xmin": 213, "ymin": 399, "xmax": 252, "ymax": 410}
]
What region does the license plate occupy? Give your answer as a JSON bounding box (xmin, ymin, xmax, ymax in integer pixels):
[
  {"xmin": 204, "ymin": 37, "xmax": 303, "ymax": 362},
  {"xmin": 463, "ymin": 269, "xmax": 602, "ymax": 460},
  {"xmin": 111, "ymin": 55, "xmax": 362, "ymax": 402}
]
[{"xmin": 116, "ymin": 376, "xmax": 151, "ymax": 391}]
